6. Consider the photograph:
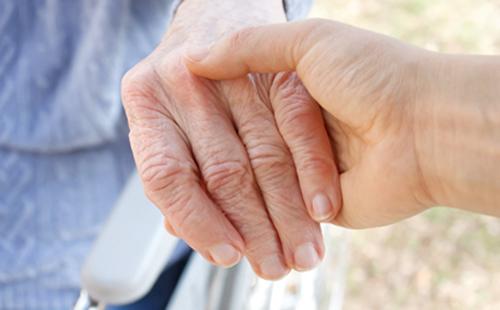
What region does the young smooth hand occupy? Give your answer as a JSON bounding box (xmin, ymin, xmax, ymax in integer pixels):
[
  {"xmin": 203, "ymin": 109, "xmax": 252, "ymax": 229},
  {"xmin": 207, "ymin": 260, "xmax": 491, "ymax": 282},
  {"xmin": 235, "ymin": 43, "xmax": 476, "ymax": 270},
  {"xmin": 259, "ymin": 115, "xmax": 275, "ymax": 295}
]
[{"xmin": 186, "ymin": 19, "xmax": 500, "ymax": 228}]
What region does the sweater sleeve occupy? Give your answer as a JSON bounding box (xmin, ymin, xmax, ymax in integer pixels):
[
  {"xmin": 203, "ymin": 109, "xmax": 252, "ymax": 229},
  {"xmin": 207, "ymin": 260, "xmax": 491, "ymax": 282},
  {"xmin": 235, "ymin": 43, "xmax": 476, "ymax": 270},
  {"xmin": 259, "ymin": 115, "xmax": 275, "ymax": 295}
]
[
  {"xmin": 283, "ymin": 0, "xmax": 314, "ymax": 20},
  {"xmin": 171, "ymin": 1, "xmax": 313, "ymax": 23}
]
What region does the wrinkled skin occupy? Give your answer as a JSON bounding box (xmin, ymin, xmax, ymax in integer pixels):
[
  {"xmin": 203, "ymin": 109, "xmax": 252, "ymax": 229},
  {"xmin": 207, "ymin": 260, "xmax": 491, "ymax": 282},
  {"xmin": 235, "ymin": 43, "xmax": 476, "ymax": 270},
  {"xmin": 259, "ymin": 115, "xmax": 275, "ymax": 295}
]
[
  {"xmin": 121, "ymin": 3, "xmax": 341, "ymax": 279},
  {"xmin": 187, "ymin": 19, "xmax": 439, "ymax": 229}
]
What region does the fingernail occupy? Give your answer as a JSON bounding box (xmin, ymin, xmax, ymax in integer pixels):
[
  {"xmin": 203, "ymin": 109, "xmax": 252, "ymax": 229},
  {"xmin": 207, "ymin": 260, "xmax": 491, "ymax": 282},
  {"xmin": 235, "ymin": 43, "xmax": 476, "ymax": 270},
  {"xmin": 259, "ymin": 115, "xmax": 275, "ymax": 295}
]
[
  {"xmin": 209, "ymin": 244, "xmax": 242, "ymax": 267},
  {"xmin": 259, "ymin": 255, "xmax": 289, "ymax": 279},
  {"xmin": 312, "ymin": 193, "xmax": 332, "ymax": 221},
  {"xmin": 186, "ymin": 46, "xmax": 210, "ymax": 62},
  {"xmin": 294, "ymin": 242, "xmax": 320, "ymax": 271}
]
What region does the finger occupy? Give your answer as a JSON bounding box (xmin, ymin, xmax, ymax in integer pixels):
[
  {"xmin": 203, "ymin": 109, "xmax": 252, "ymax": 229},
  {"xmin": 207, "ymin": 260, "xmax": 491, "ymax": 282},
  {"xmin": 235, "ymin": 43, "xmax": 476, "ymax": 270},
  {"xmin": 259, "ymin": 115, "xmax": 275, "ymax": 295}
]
[
  {"xmin": 270, "ymin": 72, "xmax": 341, "ymax": 222},
  {"xmin": 184, "ymin": 19, "xmax": 328, "ymax": 79},
  {"xmin": 169, "ymin": 71, "xmax": 290, "ymax": 280},
  {"xmin": 227, "ymin": 76, "xmax": 325, "ymax": 271},
  {"xmin": 122, "ymin": 73, "xmax": 244, "ymax": 268}
]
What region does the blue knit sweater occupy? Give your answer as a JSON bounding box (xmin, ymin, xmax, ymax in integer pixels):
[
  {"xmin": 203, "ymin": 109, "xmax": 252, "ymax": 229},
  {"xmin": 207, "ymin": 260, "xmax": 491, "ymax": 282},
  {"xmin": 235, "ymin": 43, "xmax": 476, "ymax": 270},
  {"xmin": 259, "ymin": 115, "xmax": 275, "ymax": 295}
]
[{"xmin": 0, "ymin": 1, "xmax": 312, "ymax": 309}]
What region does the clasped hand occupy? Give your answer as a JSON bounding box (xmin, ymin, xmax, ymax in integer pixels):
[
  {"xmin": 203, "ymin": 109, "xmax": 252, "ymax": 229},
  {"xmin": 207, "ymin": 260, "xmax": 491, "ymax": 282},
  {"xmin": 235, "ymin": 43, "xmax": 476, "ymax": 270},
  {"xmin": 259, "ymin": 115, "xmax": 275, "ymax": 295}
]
[{"xmin": 124, "ymin": 16, "xmax": 500, "ymax": 279}]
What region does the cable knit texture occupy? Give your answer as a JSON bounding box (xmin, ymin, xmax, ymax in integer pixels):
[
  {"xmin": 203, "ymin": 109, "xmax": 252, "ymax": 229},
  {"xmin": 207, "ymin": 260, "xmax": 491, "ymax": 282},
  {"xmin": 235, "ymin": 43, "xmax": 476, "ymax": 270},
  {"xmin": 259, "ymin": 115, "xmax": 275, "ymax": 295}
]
[{"xmin": 0, "ymin": 0, "xmax": 312, "ymax": 309}]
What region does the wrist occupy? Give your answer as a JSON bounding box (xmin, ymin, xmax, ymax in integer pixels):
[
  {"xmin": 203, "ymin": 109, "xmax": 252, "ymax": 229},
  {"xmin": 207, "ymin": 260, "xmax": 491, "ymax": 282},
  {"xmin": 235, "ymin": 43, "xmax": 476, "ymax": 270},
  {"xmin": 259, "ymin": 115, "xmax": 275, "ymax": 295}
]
[{"xmin": 414, "ymin": 52, "xmax": 500, "ymax": 214}]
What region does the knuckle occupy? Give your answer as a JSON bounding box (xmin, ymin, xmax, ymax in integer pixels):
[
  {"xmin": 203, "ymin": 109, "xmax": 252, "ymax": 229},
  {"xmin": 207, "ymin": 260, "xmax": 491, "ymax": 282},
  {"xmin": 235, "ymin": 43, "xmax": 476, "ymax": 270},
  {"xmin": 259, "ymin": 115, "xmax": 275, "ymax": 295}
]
[
  {"xmin": 121, "ymin": 62, "xmax": 153, "ymax": 105},
  {"xmin": 271, "ymin": 76, "xmax": 319, "ymax": 131},
  {"xmin": 271, "ymin": 72, "xmax": 300, "ymax": 96},
  {"xmin": 237, "ymin": 112, "xmax": 275, "ymax": 140},
  {"xmin": 157, "ymin": 55, "xmax": 210, "ymax": 110},
  {"xmin": 294, "ymin": 19, "xmax": 335, "ymax": 62},
  {"xmin": 122, "ymin": 54, "xmax": 193, "ymax": 113},
  {"xmin": 121, "ymin": 72, "xmax": 136, "ymax": 100},
  {"xmin": 297, "ymin": 155, "xmax": 335, "ymax": 174},
  {"xmin": 121, "ymin": 64, "xmax": 141, "ymax": 94},
  {"xmin": 227, "ymin": 27, "xmax": 257, "ymax": 50},
  {"xmin": 203, "ymin": 160, "xmax": 252, "ymax": 196},
  {"xmin": 121, "ymin": 63, "xmax": 166, "ymax": 124},
  {"xmin": 279, "ymin": 100, "xmax": 317, "ymax": 130},
  {"xmin": 248, "ymin": 142, "xmax": 294, "ymax": 179},
  {"xmin": 139, "ymin": 151, "xmax": 197, "ymax": 207}
]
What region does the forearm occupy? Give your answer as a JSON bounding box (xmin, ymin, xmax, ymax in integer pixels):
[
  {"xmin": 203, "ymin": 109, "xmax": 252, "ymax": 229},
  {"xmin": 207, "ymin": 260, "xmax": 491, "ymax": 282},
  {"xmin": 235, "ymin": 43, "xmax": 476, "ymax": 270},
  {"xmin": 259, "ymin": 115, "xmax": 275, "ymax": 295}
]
[{"xmin": 417, "ymin": 53, "xmax": 500, "ymax": 215}]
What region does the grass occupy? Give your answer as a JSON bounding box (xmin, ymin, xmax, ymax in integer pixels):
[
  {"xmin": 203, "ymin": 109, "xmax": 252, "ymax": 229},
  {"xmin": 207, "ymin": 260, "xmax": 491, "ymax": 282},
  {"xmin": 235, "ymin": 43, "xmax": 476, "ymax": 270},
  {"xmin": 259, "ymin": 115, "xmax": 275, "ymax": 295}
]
[{"xmin": 309, "ymin": 1, "xmax": 500, "ymax": 309}]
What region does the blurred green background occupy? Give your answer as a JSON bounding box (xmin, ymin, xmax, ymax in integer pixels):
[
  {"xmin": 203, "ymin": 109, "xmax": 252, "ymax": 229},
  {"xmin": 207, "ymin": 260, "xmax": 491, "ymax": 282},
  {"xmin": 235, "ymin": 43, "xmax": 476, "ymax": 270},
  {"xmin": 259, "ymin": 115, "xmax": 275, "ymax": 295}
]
[{"xmin": 309, "ymin": 1, "xmax": 500, "ymax": 309}]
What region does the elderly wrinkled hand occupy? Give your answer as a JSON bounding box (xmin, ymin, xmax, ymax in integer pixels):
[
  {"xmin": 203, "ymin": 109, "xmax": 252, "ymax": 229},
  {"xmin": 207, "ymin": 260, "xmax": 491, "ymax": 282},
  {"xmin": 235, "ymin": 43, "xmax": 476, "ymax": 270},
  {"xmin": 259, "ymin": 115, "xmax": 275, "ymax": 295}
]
[{"xmin": 121, "ymin": 4, "xmax": 342, "ymax": 280}]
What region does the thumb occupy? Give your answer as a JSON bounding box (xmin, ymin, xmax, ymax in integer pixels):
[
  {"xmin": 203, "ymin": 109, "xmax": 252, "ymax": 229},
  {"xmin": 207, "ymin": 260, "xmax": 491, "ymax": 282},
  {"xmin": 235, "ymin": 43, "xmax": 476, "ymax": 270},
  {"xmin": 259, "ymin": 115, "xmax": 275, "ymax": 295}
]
[{"xmin": 184, "ymin": 19, "xmax": 328, "ymax": 80}]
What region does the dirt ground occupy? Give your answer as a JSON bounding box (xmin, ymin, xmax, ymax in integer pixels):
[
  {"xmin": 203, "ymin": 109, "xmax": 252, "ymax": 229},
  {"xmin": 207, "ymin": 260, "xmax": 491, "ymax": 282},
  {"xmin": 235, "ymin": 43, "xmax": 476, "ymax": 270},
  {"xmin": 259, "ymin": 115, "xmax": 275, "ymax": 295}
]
[{"xmin": 309, "ymin": 1, "xmax": 500, "ymax": 309}]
